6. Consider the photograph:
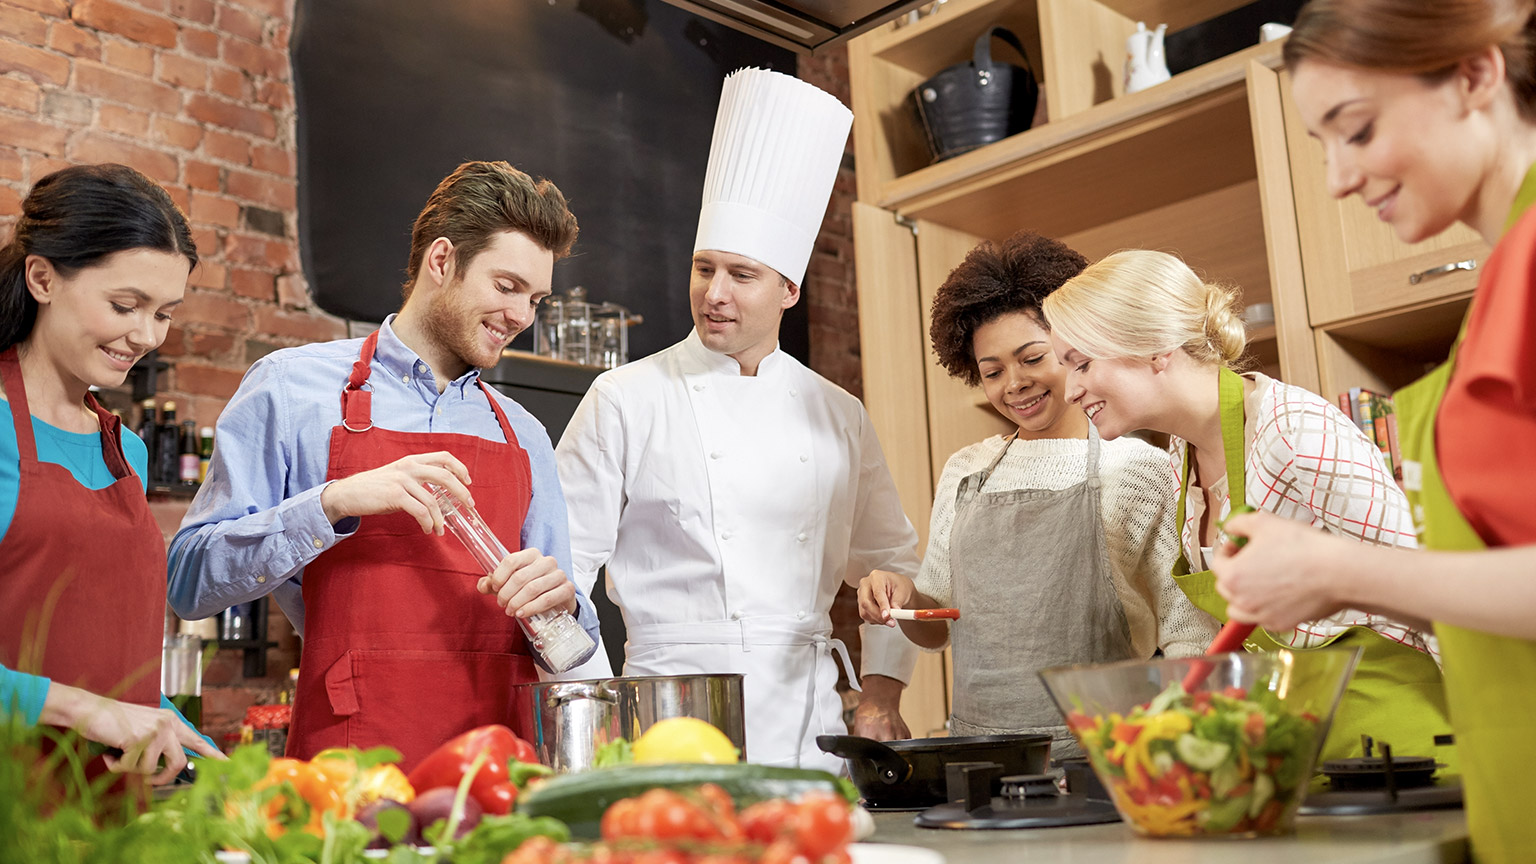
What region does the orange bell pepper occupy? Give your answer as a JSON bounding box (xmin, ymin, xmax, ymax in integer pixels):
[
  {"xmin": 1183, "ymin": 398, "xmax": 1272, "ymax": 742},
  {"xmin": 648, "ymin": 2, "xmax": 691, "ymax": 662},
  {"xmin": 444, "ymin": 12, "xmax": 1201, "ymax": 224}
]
[{"xmin": 255, "ymin": 757, "xmax": 346, "ymax": 837}]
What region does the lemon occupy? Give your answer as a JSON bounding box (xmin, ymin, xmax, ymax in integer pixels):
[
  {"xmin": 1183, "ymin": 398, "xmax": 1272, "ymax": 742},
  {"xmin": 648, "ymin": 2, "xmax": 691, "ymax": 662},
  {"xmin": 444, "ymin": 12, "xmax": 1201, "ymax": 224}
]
[{"xmin": 631, "ymin": 717, "xmax": 740, "ymax": 764}]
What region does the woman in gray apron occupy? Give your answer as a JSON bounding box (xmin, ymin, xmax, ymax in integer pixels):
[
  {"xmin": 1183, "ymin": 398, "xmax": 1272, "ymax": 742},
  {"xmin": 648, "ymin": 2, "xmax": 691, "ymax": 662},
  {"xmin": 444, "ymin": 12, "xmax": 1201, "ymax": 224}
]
[{"xmin": 859, "ymin": 232, "xmax": 1218, "ymax": 757}]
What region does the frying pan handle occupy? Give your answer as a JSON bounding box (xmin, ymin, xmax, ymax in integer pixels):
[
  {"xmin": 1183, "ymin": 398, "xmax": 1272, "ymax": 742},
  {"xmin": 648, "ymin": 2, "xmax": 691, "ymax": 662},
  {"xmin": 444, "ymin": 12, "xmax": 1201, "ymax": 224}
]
[{"xmin": 815, "ymin": 734, "xmax": 913, "ymax": 785}]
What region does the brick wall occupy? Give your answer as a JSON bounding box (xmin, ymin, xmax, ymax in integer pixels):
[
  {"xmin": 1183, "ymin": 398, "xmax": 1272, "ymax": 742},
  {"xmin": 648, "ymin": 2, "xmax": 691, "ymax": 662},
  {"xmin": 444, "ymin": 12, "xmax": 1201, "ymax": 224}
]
[
  {"xmin": 798, "ymin": 47, "xmax": 868, "ymax": 700},
  {"xmin": 1, "ymin": 0, "xmax": 330, "ymax": 745}
]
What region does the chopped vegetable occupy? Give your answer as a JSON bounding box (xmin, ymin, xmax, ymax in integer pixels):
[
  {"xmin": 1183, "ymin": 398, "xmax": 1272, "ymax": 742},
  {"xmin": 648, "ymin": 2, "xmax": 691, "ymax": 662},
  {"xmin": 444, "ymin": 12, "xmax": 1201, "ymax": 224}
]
[{"xmin": 1071, "ymin": 682, "xmax": 1323, "ymax": 837}]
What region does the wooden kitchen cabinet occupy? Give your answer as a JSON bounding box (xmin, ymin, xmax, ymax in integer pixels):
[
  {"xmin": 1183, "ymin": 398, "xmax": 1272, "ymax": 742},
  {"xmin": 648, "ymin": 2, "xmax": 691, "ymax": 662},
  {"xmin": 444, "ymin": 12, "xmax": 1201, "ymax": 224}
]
[{"xmin": 849, "ymin": 0, "xmax": 1476, "ymax": 730}]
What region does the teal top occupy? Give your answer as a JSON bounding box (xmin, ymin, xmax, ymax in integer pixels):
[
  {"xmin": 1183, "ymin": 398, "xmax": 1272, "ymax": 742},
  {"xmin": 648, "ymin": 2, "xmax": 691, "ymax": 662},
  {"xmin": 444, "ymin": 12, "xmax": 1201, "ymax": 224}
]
[{"xmin": 0, "ymin": 397, "xmax": 213, "ymax": 750}]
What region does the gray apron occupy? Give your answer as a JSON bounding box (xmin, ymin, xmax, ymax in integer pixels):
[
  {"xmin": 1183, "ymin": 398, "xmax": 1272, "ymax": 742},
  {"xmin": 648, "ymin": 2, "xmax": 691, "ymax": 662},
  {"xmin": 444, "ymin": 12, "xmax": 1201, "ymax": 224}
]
[{"xmin": 947, "ymin": 426, "xmax": 1134, "ymax": 759}]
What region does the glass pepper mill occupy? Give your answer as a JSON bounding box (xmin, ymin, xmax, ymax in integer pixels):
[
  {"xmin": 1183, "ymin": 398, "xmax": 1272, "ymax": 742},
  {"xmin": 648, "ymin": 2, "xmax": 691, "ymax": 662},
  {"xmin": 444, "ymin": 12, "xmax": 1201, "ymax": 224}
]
[{"xmin": 429, "ymin": 485, "xmax": 594, "ymax": 673}]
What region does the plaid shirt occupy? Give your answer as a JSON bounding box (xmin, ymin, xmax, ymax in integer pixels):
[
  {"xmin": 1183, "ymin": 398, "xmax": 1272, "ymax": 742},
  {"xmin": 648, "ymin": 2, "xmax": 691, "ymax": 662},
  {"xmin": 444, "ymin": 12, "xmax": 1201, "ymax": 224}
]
[{"xmin": 1173, "ymin": 373, "xmax": 1438, "ymax": 661}]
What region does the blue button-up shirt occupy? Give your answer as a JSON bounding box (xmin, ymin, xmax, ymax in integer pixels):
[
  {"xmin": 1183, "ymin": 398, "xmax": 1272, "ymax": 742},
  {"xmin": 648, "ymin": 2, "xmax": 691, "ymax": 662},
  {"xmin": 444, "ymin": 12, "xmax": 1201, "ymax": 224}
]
[{"xmin": 167, "ymin": 316, "xmax": 598, "ymax": 661}]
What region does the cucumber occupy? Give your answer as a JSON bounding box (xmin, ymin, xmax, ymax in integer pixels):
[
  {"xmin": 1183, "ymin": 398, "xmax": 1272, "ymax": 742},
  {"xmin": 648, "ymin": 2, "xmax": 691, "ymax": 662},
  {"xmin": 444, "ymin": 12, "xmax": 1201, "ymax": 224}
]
[{"xmin": 515, "ymin": 763, "xmax": 850, "ymax": 839}]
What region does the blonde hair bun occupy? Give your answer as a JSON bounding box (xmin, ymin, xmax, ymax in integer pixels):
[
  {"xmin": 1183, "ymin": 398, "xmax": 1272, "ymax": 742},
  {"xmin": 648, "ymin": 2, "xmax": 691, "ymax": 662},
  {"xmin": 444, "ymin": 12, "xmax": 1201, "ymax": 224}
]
[{"xmin": 1042, "ymin": 249, "xmax": 1249, "ymax": 367}]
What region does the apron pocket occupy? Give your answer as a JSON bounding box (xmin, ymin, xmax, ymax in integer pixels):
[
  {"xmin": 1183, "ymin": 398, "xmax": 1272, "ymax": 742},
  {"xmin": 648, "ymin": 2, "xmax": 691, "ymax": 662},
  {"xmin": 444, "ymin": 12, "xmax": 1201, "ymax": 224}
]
[{"xmin": 341, "ymin": 648, "xmax": 537, "ymax": 769}]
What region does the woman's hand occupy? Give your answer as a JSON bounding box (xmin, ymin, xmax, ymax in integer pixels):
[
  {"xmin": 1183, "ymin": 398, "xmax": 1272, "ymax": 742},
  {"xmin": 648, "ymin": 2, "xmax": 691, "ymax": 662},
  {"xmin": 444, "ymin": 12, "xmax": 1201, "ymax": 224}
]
[
  {"xmin": 40, "ymin": 684, "xmax": 225, "ymax": 785},
  {"xmin": 1212, "ymin": 510, "xmax": 1348, "ymax": 632},
  {"xmin": 858, "ymin": 570, "xmax": 917, "ymax": 626},
  {"xmin": 318, "ymin": 451, "xmax": 473, "ymax": 533},
  {"xmin": 477, "ymin": 547, "xmax": 577, "ymax": 618}
]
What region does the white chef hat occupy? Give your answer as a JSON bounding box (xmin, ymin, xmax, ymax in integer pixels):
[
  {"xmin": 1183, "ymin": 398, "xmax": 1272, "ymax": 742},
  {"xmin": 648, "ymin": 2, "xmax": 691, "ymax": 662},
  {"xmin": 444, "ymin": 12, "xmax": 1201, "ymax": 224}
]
[{"xmin": 694, "ymin": 67, "xmax": 854, "ymax": 288}]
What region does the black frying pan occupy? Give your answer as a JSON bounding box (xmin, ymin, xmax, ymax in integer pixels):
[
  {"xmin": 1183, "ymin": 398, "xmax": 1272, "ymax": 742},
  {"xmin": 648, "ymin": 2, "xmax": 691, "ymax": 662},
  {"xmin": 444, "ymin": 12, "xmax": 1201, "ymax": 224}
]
[{"xmin": 817, "ymin": 732, "xmax": 1052, "ymax": 810}]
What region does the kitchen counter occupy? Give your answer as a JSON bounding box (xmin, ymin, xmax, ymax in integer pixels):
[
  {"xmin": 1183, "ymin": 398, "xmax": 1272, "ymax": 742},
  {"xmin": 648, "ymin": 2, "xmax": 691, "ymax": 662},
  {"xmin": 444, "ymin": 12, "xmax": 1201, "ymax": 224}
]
[{"xmin": 866, "ymin": 809, "xmax": 1469, "ymax": 863}]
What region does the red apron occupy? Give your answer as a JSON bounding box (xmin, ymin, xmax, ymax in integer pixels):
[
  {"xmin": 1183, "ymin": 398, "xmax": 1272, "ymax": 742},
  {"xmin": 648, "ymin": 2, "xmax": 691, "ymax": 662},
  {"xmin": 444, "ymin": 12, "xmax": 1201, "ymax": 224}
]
[
  {"xmin": 0, "ymin": 346, "xmax": 165, "ymax": 785},
  {"xmin": 285, "ymin": 331, "xmax": 537, "ymax": 771}
]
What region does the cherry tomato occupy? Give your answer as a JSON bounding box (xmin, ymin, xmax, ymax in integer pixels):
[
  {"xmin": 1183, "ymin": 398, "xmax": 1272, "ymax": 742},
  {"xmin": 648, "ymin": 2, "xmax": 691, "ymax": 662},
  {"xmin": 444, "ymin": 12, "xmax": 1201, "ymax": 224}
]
[
  {"xmin": 792, "ymin": 792, "xmax": 852, "ymax": 858},
  {"xmin": 759, "ymin": 839, "xmax": 812, "ymax": 864},
  {"xmin": 602, "ymin": 798, "xmax": 640, "ymax": 841},
  {"xmin": 740, "ymin": 799, "xmax": 795, "ymax": 845}
]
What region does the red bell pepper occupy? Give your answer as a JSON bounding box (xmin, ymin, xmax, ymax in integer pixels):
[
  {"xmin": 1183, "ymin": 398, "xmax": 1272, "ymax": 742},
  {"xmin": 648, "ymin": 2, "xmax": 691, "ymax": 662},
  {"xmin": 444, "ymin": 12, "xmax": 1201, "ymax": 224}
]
[{"xmin": 407, "ymin": 725, "xmax": 541, "ymax": 816}]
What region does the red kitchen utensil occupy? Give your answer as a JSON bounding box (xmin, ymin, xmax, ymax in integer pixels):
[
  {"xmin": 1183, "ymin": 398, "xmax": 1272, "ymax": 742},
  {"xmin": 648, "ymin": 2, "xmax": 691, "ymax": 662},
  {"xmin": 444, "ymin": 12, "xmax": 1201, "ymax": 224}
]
[
  {"xmin": 886, "ymin": 608, "xmax": 961, "ymax": 621},
  {"xmin": 1181, "ymin": 621, "xmax": 1256, "ymax": 692},
  {"xmin": 1182, "ymin": 507, "xmax": 1257, "ymax": 691}
]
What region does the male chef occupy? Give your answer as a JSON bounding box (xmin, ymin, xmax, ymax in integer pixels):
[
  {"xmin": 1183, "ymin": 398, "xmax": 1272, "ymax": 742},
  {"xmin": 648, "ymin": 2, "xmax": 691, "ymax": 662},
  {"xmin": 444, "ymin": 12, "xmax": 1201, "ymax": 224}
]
[
  {"xmin": 554, "ymin": 68, "xmax": 920, "ymax": 771},
  {"xmin": 167, "ymin": 161, "xmax": 599, "ymax": 769}
]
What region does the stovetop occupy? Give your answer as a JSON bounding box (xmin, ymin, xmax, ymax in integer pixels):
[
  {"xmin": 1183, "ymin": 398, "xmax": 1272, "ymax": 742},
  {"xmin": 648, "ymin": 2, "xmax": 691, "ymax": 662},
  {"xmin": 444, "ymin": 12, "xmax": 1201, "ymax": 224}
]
[
  {"xmin": 913, "ymin": 761, "xmax": 1121, "ymax": 830},
  {"xmin": 1299, "ymin": 739, "xmax": 1464, "ymax": 816}
]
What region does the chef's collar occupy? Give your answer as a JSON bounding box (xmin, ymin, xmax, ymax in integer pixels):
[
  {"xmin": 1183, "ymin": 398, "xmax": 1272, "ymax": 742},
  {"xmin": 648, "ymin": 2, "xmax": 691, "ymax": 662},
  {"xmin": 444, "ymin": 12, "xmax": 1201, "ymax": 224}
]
[
  {"xmin": 680, "ymin": 328, "xmax": 787, "ymax": 377},
  {"xmin": 375, "ymin": 314, "xmax": 482, "ymax": 395}
]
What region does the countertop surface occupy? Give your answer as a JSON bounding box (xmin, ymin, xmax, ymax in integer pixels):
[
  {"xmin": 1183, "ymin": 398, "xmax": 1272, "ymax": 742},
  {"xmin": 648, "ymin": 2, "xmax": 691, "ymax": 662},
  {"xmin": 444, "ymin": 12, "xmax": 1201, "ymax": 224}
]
[{"xmin": 864, "ymin": 808, "xmax": 1469, "ymax": 863}]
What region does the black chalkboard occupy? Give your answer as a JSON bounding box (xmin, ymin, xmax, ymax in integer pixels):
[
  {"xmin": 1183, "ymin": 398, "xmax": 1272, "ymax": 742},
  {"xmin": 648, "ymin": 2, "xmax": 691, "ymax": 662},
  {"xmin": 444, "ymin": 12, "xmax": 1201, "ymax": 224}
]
[{"xmin": 291, "ymin": 0, "xmax": 803, "ymax": 363}]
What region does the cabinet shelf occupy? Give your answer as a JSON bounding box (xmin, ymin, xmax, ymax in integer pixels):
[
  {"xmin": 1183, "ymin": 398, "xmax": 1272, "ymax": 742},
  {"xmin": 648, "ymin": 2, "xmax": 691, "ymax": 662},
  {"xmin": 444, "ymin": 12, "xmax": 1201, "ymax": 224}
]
[{"xmin": 881, "ymin": 40, "xmax": 1281, "ymax": 240}]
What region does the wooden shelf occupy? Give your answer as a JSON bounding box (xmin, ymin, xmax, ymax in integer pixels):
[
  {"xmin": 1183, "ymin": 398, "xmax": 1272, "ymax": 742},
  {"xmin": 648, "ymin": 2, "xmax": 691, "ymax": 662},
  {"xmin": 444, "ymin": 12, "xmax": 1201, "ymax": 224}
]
[
  {"xmin": 870, "ymin": 0, "xmax": 1043, "ymax": 74},
  {"xmin": 881, "ymin": 40, "xmax": 1281, "ymax": 238},
  {"xmin": 1322, "ymin": 293, "xmax": 1473, "ymax": 360},
  {"xmin": 1314, "ymin": 293, "xmax": 1473, "ymax": 396},
  {"xmin": 1092, "ymin": 0, "xmax": 1254, "ymax": 31}
]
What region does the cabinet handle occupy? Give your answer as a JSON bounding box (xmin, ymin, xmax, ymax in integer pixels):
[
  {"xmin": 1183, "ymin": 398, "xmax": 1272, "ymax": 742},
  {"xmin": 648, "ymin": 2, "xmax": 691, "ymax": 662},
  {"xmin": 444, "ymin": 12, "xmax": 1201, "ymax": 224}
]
[{"xmin": 1408, "ymin": 259, "xmax": 1477, "ymax": 285}]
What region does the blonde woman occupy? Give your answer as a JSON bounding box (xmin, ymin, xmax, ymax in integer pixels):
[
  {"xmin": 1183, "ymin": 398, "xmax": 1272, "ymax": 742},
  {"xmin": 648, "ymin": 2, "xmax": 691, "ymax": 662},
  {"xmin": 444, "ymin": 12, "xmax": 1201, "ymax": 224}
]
[{"xmin": 1042, "ymin": 249, "xmax": 1449, "ymax": 765}]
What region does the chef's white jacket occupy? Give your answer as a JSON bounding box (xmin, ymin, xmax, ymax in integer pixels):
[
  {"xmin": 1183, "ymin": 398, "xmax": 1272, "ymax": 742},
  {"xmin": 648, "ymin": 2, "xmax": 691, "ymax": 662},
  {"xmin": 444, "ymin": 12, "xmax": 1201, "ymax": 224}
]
[{"xmin": 555, "ymin": 331, "xmax": 921, "ymax": 770}]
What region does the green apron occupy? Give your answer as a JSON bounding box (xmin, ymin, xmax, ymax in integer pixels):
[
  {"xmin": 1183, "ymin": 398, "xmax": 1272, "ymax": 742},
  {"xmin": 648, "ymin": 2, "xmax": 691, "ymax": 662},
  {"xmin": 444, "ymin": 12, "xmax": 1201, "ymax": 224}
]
[
  {"xmin": 1171, "ymin": 368, "xmax": 1453, "ymax": 765},
  {"xmin": 1392, "ymin": 172, "xmax": 1536, "ymax": 862}
]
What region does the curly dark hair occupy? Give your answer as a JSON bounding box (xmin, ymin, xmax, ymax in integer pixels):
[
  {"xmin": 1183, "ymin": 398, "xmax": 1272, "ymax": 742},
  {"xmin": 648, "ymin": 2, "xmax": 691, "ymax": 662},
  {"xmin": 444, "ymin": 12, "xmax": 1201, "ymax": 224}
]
[{"xmin": 929, "ymin": 230, "xmax": 1088, "ymax": 386}]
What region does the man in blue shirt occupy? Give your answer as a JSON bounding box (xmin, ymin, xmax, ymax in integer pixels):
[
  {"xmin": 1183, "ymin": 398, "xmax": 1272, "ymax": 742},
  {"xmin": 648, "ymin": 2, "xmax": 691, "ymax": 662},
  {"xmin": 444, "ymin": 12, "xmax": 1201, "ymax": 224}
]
[{"xmin": 168, "ymin": 161, "xmax": 598, "ymax": 767}]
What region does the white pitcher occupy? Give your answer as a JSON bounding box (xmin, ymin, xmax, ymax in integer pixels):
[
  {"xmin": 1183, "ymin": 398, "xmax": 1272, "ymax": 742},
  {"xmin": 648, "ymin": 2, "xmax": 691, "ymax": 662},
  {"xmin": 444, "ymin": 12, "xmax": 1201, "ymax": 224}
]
[{"xmin": 1124, "ymin": 21, "xmax": 1170, "ymax": 94}]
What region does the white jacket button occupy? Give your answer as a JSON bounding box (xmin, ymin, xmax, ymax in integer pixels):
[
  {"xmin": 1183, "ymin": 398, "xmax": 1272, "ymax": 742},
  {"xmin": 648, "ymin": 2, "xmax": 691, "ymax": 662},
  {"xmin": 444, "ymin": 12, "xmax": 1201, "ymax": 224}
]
[
  {"xmin": 796, "ymin": 532, "xmax": 808, "ymax": 542},
  {"xmin": 710, "ymin": 450, "xmax": 723, "ymax": 459},
  {"xmin": 693, "ymin": 384, "xmax": 705, "ymax": 391},
  {"xmin": 799, "ymin": 454, "xmax": 809, "ymax": 462},
  {"xmin": 731, "ymin": 610, "xmax": 743, "ymax": 620},
  {"xmin": 721, "ymin": 530, "xmax": 733, "ymax": 540},
  {"xmin": 789, "ymin": 388, "xmax": 798, "ymax": 397},
  {"xmin": 795, "ymin": 611, "xmax": 806, "ymax": 620}
]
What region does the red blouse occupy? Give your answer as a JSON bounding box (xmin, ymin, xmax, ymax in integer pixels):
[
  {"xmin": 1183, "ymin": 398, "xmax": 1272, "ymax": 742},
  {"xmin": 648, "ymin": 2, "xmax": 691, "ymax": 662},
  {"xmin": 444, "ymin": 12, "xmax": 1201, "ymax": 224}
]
[{"xmin": 1438, "ymin": 205, "xmax": 1536, "ymax": 547}]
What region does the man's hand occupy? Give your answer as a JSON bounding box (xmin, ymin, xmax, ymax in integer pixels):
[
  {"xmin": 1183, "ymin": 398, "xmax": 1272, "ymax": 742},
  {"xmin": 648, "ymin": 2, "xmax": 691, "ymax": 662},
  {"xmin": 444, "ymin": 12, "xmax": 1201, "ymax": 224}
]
[
  {"xmin": 858, "ymin": 569, "xmax": 917, "ymax": 626},
  {"xmin": 852, "ymin": 674, "xmax": 910, "ymax": 741},
  {"xmin": 319, "ymin": 451, "xmax": 473, "ymax": 533},
  {"xmin": 1213, "ymin": 509, "xmax": 1344, "ymax": 632},
  {"xmin": 477, "ymin": 547, "xmax": 578, "ymax": 618},
  {"xmin": 41, "ymin": 684, "xmax": 225, "ymax": 786}
]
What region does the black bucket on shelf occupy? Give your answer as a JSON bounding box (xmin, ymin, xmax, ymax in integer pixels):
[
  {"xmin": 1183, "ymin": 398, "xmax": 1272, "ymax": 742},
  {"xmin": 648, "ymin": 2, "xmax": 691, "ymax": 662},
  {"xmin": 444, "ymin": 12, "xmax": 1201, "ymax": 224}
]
[{"xmin": 910, "ymin": 26, "xmax": 1039, "ymax": 163}]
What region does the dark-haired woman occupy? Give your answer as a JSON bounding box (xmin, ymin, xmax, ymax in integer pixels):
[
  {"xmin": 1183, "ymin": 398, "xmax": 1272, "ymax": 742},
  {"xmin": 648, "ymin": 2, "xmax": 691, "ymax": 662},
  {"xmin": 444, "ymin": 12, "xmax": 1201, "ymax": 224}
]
[
  {"xmin": 0, "ymin": 163, "xmax": 220, "ymax": 785},
  {"xmin": 1207, "ymin": 1, "xmax": 1536, "ymax": 856},
  {"xmin": 857, "ymin": 231, "xmax": 1215, "ymax": 756}
]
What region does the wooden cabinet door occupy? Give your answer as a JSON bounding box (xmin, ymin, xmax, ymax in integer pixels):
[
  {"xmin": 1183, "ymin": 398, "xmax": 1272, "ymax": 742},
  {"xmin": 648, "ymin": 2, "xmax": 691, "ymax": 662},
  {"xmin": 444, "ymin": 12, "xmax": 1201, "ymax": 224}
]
[
  {"xmin": 1246, "ymin": 60, "xmax": 1320, "ymax": 394},
  {"xmin": 1278, "ymin": 71, "xmax": 1487, "ymax": 327},
  {"xmin": 853, "ymin": 201, "xmax": 954, "ymax": 737},
  {"xmin": 914, "ymin": 219, "xmax": 1016, "ymax": 486}
]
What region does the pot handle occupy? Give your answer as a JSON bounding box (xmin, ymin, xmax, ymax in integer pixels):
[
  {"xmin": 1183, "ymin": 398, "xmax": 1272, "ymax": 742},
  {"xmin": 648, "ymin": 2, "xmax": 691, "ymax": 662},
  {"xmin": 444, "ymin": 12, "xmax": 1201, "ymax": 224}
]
[
  {"xmin": 815, "ymin": 734, "xmax": 912, "ymax": 786},
  {"xmin": 547, "ymin": 681, "xmax": 619, "ymax": 708}
]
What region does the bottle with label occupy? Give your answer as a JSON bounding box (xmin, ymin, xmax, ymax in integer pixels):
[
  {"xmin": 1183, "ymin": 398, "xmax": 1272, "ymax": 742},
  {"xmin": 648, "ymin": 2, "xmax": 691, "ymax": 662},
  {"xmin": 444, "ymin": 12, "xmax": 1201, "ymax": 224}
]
[
  {"xmin": 178, "ymin": 420, "xmax": 200, "ymax": 485},
  {"xmin": 155, "ymin": 401, "xmax": 180, "ymax": 486},
  {"xmin": 136, "ymin": 399, "xmax": 159, "ymax": 476},
  {"xmin": 198, "ymin": 426, "xmax": 214, "ymax": 483}
]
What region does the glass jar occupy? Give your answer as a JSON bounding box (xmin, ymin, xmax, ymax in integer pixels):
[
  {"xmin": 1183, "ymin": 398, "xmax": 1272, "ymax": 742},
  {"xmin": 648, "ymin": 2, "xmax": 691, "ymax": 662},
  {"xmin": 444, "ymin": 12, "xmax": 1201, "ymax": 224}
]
[
  {"xmin": 428, "ymin": 485, "xmax": 595, "ymax": 673},
  {"xmin": 534, "ymin": 287, "xmax": 635, "ymax": 369}
]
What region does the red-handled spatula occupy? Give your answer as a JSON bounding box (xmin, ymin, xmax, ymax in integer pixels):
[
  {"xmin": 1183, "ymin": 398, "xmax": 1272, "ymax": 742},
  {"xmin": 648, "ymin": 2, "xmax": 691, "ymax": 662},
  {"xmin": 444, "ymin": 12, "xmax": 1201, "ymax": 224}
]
[{"xmin": 1181, "ymin": 507, "xmax": 1256, "ymax": 692}]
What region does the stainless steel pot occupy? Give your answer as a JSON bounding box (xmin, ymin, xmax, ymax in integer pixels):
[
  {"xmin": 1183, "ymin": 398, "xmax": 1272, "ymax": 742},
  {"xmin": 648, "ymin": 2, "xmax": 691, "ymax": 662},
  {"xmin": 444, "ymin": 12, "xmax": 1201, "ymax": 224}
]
[{"xmin": 510, "ymin": 674, "xmax": 745, "ymax": 772}]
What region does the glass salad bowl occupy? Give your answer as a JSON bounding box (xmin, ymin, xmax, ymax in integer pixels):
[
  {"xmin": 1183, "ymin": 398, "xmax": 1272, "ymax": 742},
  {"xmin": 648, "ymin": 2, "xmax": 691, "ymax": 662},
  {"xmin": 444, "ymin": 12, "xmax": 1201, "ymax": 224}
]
[{"xmin": 1039, "ymin": 647, "xmax": 1361, "ymax": 838}]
